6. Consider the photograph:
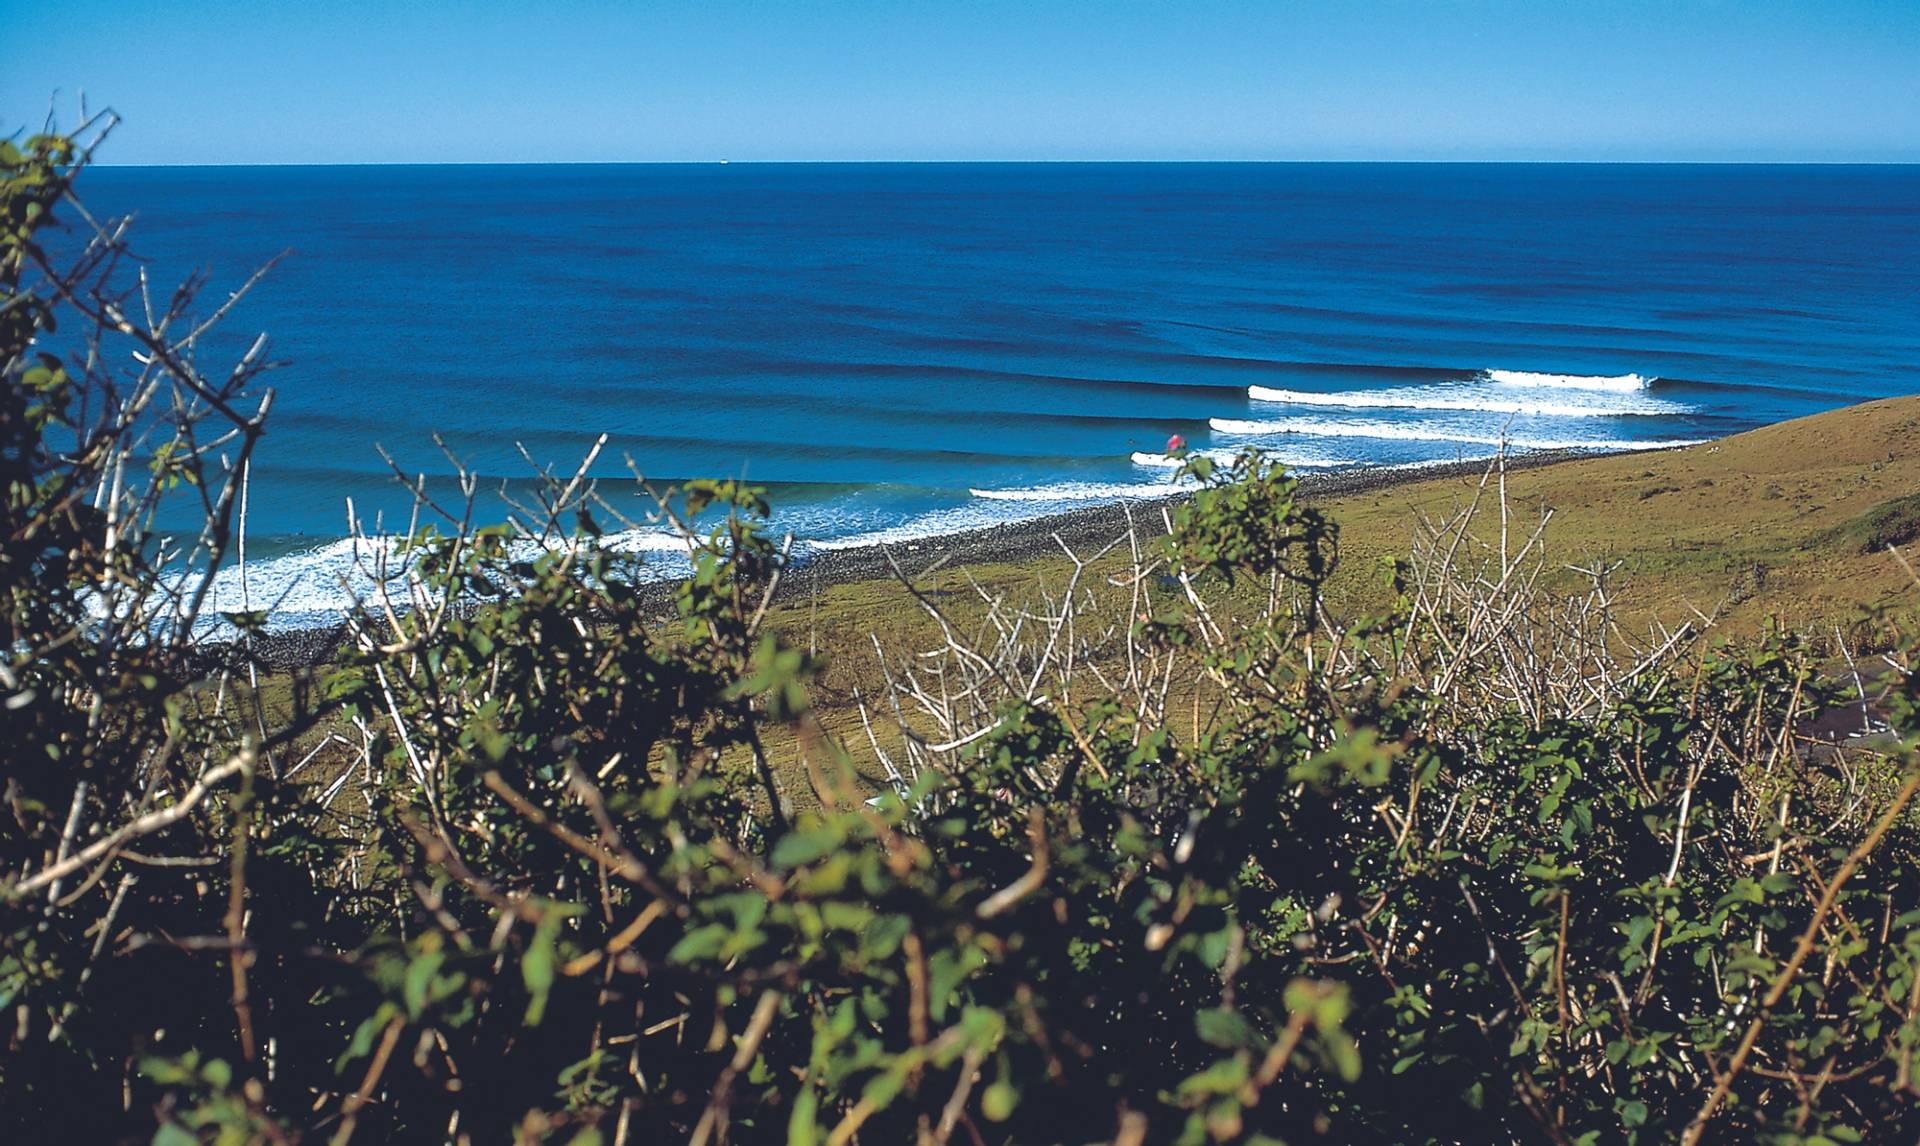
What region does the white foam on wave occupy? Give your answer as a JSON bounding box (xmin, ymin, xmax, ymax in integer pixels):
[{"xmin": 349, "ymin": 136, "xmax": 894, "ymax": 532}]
[
  {"xmin": 1483, "ymin": 369, "xmax": 1652, "ymax": 392},
  {"xmin": 802, "ymin": 478, "xmax": 1217, "ymax": 553},
  {"xmin": 802, "ymin": 501, "xmax": 1040, "ymax": 551},
  {"xmin": 969, "ymin": 480, "xmax": 1185, "ymax": 502},
  {"xmin": 1209, "ymin": 416, "xmax": 1704, "ymax": 453},
  {"xmin": 198, "ymin": 536, "xmax": 398, "ymax": 629},
  {"xmin": 1246, "ymin": 385, "xmax": 1679, "ymax": 419},
  {"xmin": 1383, "ymin": 455, "xmax": 1498, "ymax": 472},
  {"xmin": 195, "ymin": 526, "xmax": 699, "ymax": 633},
  {"xmin": 1129, "ymin": 448, "xmax": 1356, "ymax": 470},
  {"xmin": 601, "ymin": 528, "xmax": 702, "ymax": 555}
]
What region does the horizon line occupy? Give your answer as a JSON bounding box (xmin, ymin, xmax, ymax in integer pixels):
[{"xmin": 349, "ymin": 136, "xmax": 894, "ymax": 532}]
[{"xmin": 91, "ymin": 157, "xmax": 1920, "ymax": 169}]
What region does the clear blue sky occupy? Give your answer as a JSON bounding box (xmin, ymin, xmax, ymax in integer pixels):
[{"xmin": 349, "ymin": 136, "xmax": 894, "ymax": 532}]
[{"xmin": 8, "ymin": 0, "xmax": 1918, "ymax": 163}]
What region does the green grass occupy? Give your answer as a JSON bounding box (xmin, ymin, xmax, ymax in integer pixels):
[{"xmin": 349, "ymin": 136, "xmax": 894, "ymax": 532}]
[{"xmin": 1306, "ymin": 395, "xmax": 1920, "ymax": 638}]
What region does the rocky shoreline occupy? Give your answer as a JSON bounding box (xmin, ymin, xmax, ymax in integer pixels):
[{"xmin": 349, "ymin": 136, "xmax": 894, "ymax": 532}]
[{"xmin": 235, "ymin": 449, "xmax": 1598, "ymax": 672}]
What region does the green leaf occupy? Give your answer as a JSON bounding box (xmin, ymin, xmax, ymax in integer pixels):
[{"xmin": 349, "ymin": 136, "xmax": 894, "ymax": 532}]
[
  {"xmin": 405, "ymin": 949, "xmax": 446, "ymax": 1017},
  {"xmin": 864, "ymin": 913, "xmax": 911, "ymax": 960},
  {"xmin": 221, "ymin": 609, "xmax": 270, "ymax": 635},
  {"xmin": 787, "ymin": 1087, "xmax": 819, "ymax": 1146},
  {"xmin": 668, "ymin": 923, "xmax": 731, "ymax": 965},
  {"xmin": 522, "ymin": 909, "xmax": 568, "ymax": 1025},
  {"xmin": 981, "ymin": 1080, "xmax": 1018, "ymax": 1122},
  {"xmin": 1195, "ymin": 1006, "xmax": 1260, "ymax": 1050},
  {"xmin": 771, "ymin": 825, "xmax": 841, "ymax": 869},
  {"xmin": 1177, "ymin": 1056, "xmax": 1249, "ymax": 1098}
]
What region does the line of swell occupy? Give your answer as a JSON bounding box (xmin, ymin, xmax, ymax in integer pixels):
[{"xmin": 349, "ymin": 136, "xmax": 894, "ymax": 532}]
[
  {"xmin": 969, "ymin": 481, "xmax": 1186, "ymax": 502},
  {"xmin": 1246, "ymin": 385, "xmax": 1671, "ymax": 419},
  {"xmin": 285, "ymin": 400, "xmax": 1216, "ymax": 440},
  {"xmin": 1482, "ymin": 369, "xmax": 1653, "ymax": 392},
  {"xmin": 1143, "ymin": 352, "xmax": 1461, "ymax": 382},
  {"xmin": 1130, "ymin": 448, "xmax": 1358, "ymax": 469},
  {"xmin": 621, "ymin": 355, "xmax": 1254, "ymax": 397},
  {"xmin": 1209, "ymin": 417, "xmax": 1705, "ymax": 452},
  {"xmin": 258, "ymin": 433, "xmax": 1091, "ymax": 475}
]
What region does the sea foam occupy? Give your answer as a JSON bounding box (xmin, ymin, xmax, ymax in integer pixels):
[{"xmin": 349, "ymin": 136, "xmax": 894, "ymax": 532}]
[
  {"xmin": 195, "ymin": 527, "xmax": 699, "ymax": 634},
  {"xmin": 1208, "ymin": 416, "xmax": 1703, "ymax": 452},
  {"xmin": 801, "ymin": 502, "xmax": 1048, "ymax": 550},
  {"xmin": 1129, "ymin": 448, "xmax": 1355, "ymax": 469},
  {"xmin": 1246, "ymin": 384, "xmax": 1679, "ymax": 419},
  {"xmin": 969, "ymin": 481, "xmax": 1185, "ymax": 502},
  {"xmin": 1482, "ymin": 369, "xmax": 1653, "ymax": 392}
]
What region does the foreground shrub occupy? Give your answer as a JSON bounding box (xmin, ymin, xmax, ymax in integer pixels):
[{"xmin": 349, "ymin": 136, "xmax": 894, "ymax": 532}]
[{"xmin": 5, "ymin": 124, "xmax": 1920, "ymax": 1145}]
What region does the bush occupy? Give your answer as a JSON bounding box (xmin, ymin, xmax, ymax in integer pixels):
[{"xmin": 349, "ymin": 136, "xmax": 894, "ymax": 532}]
[
  {"xmin": 1838, "ymin": 492, "xmax": 1920, "ymax": 556},
  {"xmin": 6, "ymin": 125, "xmax": 1920, "ymax": 1146}
]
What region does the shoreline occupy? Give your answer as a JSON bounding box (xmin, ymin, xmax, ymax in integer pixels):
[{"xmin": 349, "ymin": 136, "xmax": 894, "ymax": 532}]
[
  {"xmin": 234, "ymin": 447, "xmax": 1608, "ymax": 671},
  {"xmin": 785, "ymin": 448, "xmax": 1594, "ymax": 589}
]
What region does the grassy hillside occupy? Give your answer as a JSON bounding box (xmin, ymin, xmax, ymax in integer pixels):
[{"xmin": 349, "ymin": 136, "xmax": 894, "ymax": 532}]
[{"xmin": 1318, "ymin": 394, "xmax": 1920, "ymax": 637}]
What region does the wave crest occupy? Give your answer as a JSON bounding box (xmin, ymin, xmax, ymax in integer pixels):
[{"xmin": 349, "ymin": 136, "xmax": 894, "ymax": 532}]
[
  {"xmin": 1130, "ymin": 448, "xmax": 1354, "ymax": 469},
  {"xmin": 1483, "ymin": 369, "xmax": 1654, "ymax": 392},
  {"xmin": 1209, "ymin": 416, "xmax": 1703, "ymax": 452},
  {"xmin": 969, "ymin": 481, "xmax": 1183, "ymax": 502},
  {"xmin": 1246, "ymin": 384, "xmax": 1679, "ymax": 419},
  {"xmin": 196, "ymin": 528, "xmax": 698, "ymax": 633}
]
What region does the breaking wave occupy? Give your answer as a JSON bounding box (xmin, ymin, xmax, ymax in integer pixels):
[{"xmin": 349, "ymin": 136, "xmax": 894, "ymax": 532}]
[
  {"xmin": 1246, "ymin": 384, "xmax": 1681, "ymax": 419},
  {"xmin": 1482, "ymin": 369, "xmax": 1654, "ymax": 392},
  {"xmin": 195, "ymin": 528, "xmax": 700, "ymax": 634},
  {"xmin": 969, "ymin": 481, "xmax": 1185, "ymax": 501},
  {"xmin": 801, "ymin": 502, "xmax": 1057, "ymax": 551},
  {"xmin": 1208, "ymin": 416, "xmax": 1704, "ymax": 452},
  {"xmin": 1129, "ymin": 448, "xmax": 1356, "ymax": 469}
]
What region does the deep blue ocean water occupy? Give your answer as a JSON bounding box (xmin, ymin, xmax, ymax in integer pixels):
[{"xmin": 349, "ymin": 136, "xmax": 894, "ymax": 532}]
[{"xmin": 75, "ymin": 163, "xmax": 1920, "ymax": 626}]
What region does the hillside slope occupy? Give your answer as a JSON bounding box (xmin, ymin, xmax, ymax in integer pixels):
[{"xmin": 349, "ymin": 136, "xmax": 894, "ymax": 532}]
[{"xmin": 1317, "ymin": 394, "xmax": 1920, "ymax": 636}]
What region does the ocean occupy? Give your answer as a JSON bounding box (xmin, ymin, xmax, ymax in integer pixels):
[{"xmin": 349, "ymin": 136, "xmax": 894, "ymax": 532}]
[{"xmin": 75, "ymin": 163, "xmax": 1920, "ymax": 629}]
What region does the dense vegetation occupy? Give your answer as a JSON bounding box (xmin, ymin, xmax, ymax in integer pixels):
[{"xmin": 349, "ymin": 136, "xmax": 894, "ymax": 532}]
[{"xmin": 7, "ymin": 124, "xmax": 1920, "ymax": 1146}]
